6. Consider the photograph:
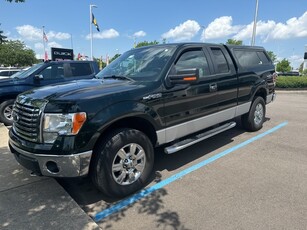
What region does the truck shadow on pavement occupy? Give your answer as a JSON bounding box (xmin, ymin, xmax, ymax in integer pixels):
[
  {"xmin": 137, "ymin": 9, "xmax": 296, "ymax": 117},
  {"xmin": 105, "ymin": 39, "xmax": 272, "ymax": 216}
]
[{"xmin": 57, "ymin": 117, "xmax": 273, "ymax": 229}]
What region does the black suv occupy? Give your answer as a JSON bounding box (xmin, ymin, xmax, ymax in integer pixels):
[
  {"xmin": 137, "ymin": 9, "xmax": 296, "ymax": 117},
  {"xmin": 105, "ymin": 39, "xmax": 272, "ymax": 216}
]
[{"xmin": 0, "ymin": 60, "xmax": 99, "ymax": 125}]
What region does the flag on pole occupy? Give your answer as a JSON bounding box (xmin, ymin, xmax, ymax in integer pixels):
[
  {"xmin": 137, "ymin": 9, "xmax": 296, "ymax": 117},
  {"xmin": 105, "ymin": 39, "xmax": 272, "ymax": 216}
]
[
  {"xmin": 43, "ymin": 31, "xmax": 48, "ymax": 42},
  {"xmin": 44, "ymin": 51, "xmax": 48, "ymax": 61},
  {"xmin": 92, "ymin": 13, "xmax": 100, "ymax": 32}
]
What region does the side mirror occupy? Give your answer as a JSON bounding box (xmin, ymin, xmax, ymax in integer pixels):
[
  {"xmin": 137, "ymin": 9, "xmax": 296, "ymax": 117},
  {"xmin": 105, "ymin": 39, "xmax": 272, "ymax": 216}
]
[
  {"xmin": 168, "ymin": 68, "xmax": 199, "ymax": 85},
  {"xmin": 34, "ymin": 74, "xmax": 44, "ymax": 81}
]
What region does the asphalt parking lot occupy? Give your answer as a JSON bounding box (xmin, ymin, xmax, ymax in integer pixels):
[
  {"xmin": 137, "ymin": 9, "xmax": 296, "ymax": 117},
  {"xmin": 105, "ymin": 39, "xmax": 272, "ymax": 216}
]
[{"xmin": 1, "ymin": 91, "xmax": 307, "ymax": 230}]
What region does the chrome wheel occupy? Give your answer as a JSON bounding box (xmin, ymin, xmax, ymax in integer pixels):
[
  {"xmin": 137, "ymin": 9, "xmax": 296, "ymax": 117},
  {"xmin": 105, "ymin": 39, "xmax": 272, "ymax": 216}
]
[
  {"xmin": 4, "ymin": 104, "xmax": 13, "ymax": 121},
  {"xmin": 112, "ymin": 143, "xmax": 146, "ymax": 185},
  {"xmin": 254, "ymin": 103, "xmax": 264, "ymax": 126}
]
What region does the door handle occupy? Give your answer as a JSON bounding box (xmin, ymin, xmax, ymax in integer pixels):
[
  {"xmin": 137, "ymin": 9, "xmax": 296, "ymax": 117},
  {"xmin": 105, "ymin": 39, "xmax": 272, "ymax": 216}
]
[{"xmin": 209, "ymin": 83, "xmax": 217, "ymax": 92}]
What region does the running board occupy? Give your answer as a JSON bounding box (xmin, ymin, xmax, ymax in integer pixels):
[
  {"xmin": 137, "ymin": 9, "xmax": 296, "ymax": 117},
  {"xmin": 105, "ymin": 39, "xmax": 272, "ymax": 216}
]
[{"xmin": 164, "ymin": 122, "xmax": 236, "ymax": 154}]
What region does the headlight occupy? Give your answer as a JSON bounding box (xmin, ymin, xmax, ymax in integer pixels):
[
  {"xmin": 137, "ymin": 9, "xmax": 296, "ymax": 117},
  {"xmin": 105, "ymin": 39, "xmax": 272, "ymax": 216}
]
[{"xmin": 43, "ymin": 112, "xmax": 86, "ymax": 143}]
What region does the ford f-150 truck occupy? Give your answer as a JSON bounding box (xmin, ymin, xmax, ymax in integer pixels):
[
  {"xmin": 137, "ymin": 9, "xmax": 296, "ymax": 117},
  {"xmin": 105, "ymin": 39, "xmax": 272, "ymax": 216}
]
[
  {"xmin": 0, "ymin": 60, "xmax": 99, "ymax": 126},
  {"xmin": 9, "ymin": 43, "xmax": 276, "ymax": 197}
]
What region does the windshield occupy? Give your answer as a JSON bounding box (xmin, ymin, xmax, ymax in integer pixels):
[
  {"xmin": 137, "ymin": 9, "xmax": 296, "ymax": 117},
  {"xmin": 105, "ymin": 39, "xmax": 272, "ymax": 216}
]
[
  {"xmin": 10, "ymin": 63, "xmax": 44, "ymax": 79},
  {"xmin": 96, "ymin": 45, "xmax": 176, "ymax": 81}
]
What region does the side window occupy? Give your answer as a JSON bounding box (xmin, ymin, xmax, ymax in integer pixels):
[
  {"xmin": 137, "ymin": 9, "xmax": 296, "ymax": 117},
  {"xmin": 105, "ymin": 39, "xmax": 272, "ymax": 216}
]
[
  {"xmin": 257, "ymin": 51, "xmax": 270, "ymax": 64},
  {"xmin": 0, "ymin": 71, "xmax": 9, "ymax": 76},
  {"xmin": 70, "ymin": 63, "xmax": 92, "ymax": 77},
  {"xmin": 40, "ymin": 64, "xmax": 64, "ymax": 79},
  {"xmin": 210, "ymin": 48, "xmax": 229, "ymax": 73},
  {"xmin": 174, "ymin": 50, "xmax": 210, "ymax": 78},
  {"xmin": 234, "ymin": 50, "xmax": 263, "ymax": 68}
]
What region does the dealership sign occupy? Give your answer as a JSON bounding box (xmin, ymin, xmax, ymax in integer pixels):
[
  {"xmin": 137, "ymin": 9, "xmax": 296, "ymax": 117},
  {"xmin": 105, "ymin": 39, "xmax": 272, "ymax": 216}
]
[{"xmin": 51, "ymin": 48, "xmax": 74, "ymax": 61}]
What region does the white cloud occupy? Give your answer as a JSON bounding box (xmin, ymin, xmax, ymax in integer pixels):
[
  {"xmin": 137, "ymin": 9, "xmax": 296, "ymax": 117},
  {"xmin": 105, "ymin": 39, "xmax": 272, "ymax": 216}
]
[
  {"xmin": 234, "ymin": 20, "xmax": 276, "ymax": 41},
  {"xmin": 202, "ymin": 16, "xmax": 242, "ymax": 40},
  {"xmin": 288, "ymin": 54, "xmax": 304, "ymax": 69},
  {"xmin": 201, "ymin": 11, "xmax": 307, "ymax": 43},
  {"xmin": 133, "ymin": 30, "xmax": 146, "ymax": 38},
  {"xmin": 16, "ymin": 25, "xmax": 70, "ymax": 41},
  {"xmin": 267, "ymin": 11, "xmax": 307, "ymax": 40},
  {"xmin": 47, "ymin": 41, "xmax": 63, "ymax": 48},
  {"xmin": 34, "ymin": 42, "xmax": 44, "ymax": 50},
  {"xmin": 16, "ymin": 25, "xmax": 42, "ymax": 41},
  {"xmin": 86, "ymin": 29, "xmax": 119, "ymax": 39},
  {"xmin": 47, "ymin": 31, "xmax": 70, "ymax": 40},
  {"xmin": 162, "ymin": 20, "xmax": 200, "ymax": 41}
]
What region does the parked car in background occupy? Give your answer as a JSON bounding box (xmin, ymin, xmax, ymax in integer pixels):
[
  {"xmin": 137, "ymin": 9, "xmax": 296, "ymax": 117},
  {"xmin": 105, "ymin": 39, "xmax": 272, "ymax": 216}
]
[
  {"xmin": 277, "ymin": 71, "xmax": 300, "ymax": 76},
  {"xmin": 0, "ymin": 69, "xmax": 21, "ymax": 79},
  {"xmin": 0, "ymin": 60, "xmax": 99, "ymax": 126}
]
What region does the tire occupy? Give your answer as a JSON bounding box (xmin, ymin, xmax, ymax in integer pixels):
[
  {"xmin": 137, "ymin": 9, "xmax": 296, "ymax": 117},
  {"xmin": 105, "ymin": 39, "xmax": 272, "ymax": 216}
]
[
  {"xmin": 0, "ymin": 99, "xmax": 15, "ymax": 126},
  {"xmin": 241, "ymin": 97, "xmax": 265, "ymax": 132},
  {"xmin": 91, "ymin": 128, "xmax": 154, "ymax": 198}
]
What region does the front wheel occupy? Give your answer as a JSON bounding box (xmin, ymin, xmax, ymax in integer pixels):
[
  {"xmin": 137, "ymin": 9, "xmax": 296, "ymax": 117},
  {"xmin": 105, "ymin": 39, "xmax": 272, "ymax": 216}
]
[
  {"xmin": 0, "ymin": 99, "xmax": 15, "ymax": 126},
  {"xmin": 91, "ymin": 128, "xmax": 154, "ymax": 198},
  {"xmin": 241, "ymin": 97, "xmax": 266, "ymax": 132}
]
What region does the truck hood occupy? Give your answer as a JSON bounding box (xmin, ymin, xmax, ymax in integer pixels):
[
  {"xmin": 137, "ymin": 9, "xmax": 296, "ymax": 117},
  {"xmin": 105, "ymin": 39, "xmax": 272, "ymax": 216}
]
[{"xmin": 20, "ymin": 78, "xmax": 142, "ymax": 101}]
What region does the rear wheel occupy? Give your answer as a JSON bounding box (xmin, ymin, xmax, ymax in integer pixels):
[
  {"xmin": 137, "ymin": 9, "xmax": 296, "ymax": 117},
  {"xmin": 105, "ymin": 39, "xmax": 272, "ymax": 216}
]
[
  {"xmin": 91, "ymin": 128, "xmax": 154, "ymax": 198},
  {"xmin": 242, "ymin": 97, "xmax": 265, "ymax": 132},
  {"xmin": 0, "ymin": 99, "xmax": 15, "ymax": 126}
]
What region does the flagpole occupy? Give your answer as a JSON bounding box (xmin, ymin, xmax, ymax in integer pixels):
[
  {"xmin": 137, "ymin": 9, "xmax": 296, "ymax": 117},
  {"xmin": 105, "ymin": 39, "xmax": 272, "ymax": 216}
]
[
  {"xmin": 251, "ymin": 0, "xmax": 259, "ymax": 46},
  {"xmin": 90, "ymin": 4, "xmax": 97, "ymax": 61},
  {"xmin": 42, "ymin": 26, "xmax": 46, "ymax": 60}
]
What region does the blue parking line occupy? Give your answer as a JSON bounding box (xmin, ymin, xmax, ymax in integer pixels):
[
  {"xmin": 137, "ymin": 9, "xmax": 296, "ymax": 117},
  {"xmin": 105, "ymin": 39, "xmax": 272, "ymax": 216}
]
[{"xmin": 94, "ymin": 121, "xmax": 288, "ymax": 222}]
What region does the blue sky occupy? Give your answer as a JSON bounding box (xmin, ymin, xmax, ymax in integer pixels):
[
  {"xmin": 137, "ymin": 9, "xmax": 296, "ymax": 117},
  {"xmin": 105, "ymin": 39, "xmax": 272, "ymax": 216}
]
[{"xmin": 0, "ymin": 0, "xmax": 306, "ymax": 68}]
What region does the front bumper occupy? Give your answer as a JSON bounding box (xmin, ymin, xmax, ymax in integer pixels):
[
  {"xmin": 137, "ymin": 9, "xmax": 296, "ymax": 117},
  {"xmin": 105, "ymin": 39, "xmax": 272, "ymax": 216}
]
[
  {"xmin": 266, "ymin": 92, "xmax": 276, "ymax": 104},
  {"xmin": 9, "ymin": 140, "xmax": 92, "ymax": 177}
]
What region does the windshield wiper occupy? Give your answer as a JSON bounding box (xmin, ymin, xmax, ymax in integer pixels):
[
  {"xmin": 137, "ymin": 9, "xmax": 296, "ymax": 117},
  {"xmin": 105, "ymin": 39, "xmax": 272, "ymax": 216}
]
[{"xmin": 103, "ymin": 75, "xmax": 133, "ymax": 81}]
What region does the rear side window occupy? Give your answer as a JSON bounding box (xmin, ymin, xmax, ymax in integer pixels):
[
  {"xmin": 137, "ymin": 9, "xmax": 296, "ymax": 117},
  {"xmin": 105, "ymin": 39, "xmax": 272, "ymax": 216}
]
[
  {"xmin": 210, "ymin": 48, "xmax": 229, "ymax": 73},
  {"xmin": 257, "ymin": 51, "xmax": 270, "ymax": 64},
  {"xmin": 234, "ymin": 50, "xmax": 269, "ymax": 68},
  {"xmin": 70, "ymin": 63, "xmax": 92, "ymax": 77}
]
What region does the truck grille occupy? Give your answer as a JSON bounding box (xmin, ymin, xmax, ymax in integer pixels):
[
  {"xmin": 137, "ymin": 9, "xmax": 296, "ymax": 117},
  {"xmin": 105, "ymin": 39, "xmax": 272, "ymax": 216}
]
[{"xmin": 12, "ymin": 102, "xmax": 41, "ymax": 143}]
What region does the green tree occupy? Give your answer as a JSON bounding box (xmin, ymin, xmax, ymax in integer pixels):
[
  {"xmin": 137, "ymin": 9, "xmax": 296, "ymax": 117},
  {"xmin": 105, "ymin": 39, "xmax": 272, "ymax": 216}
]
[
  {"xmin": 0, "ymin": 24, "xmax": 7, "ymax": 44},
  {"xmin": 267, "ymin": 51, "xmax": 277, "ymax": 63},
  {"xmin": 110, "ymin": 54, "xmax": 121, "ymax": 63},
  {"xmin": 0, "ymin": 40, "xmax": 37, "ymax": 66},
  {"xmin": 276, "ymin": 58, "xmax": 291, "ymax": 72},
  {"xmin": 299, "ymin": 62, "xmax": 304, "ymax": 74},
  {"xmin": 135, "ymin": 40, "xmax": 159, "ymax": 48},
  {"xmin": 226, "ymin": 39, "xmax": 243, "ymax": 45}
]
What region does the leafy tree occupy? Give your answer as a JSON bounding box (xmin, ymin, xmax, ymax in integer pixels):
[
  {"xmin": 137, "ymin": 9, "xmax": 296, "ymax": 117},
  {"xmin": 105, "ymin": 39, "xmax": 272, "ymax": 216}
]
[
  {"xmin": 0, "ymin": 40, "xmax": 37, "ymax": 66},
  {"xmin": 135, "ymin": 40, "xmax": 159, "ymax": 48},
  {"xmin": 0, "ymin": 24, "xmax": 7, "ymax": 44},
  {"xmin": 267, "ymin": 51, "xmax": 277, "ymax": 63},
  {"xmin": 299, "ymin": 62, "xmax": 304, "ymax": 74},
  {"xmin": 110, "ymin": 54, "xmax": 121, "ymax": 63},
  {"xmin": 226, "ymin": 39, "xmax": 243, "ymax": 45},
  {"xmin": 276, "ymin": 58, "xmax": 291, "ymax": 72}
]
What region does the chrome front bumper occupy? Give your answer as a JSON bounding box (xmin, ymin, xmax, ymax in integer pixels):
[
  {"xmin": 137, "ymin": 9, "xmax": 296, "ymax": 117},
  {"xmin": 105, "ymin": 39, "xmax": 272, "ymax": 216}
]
[
  {"xmin": 10, "ymin": 142, "xmax": 92, "ymax": 177},
  {"xmin": 266, "ymin": 92, "xmax": 276, "ymax": 104}
]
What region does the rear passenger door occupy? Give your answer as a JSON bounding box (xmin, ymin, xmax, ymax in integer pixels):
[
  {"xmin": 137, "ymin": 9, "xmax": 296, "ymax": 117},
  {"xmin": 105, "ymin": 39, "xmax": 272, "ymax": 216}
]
[{"xmin": 207, "ymin": 46, "xmax": 238, "ymax": 112}]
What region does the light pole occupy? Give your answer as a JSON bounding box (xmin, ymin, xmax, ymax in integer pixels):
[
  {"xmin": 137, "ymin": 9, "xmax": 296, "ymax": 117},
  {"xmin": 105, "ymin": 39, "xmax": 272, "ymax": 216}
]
[
  {"xmin": 90, "ymin": 4, "xmax": 97, "ymax": 60},
  {"xmin": 251, "ymin": 0, "xmax": 259, "ymax": 46}
]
